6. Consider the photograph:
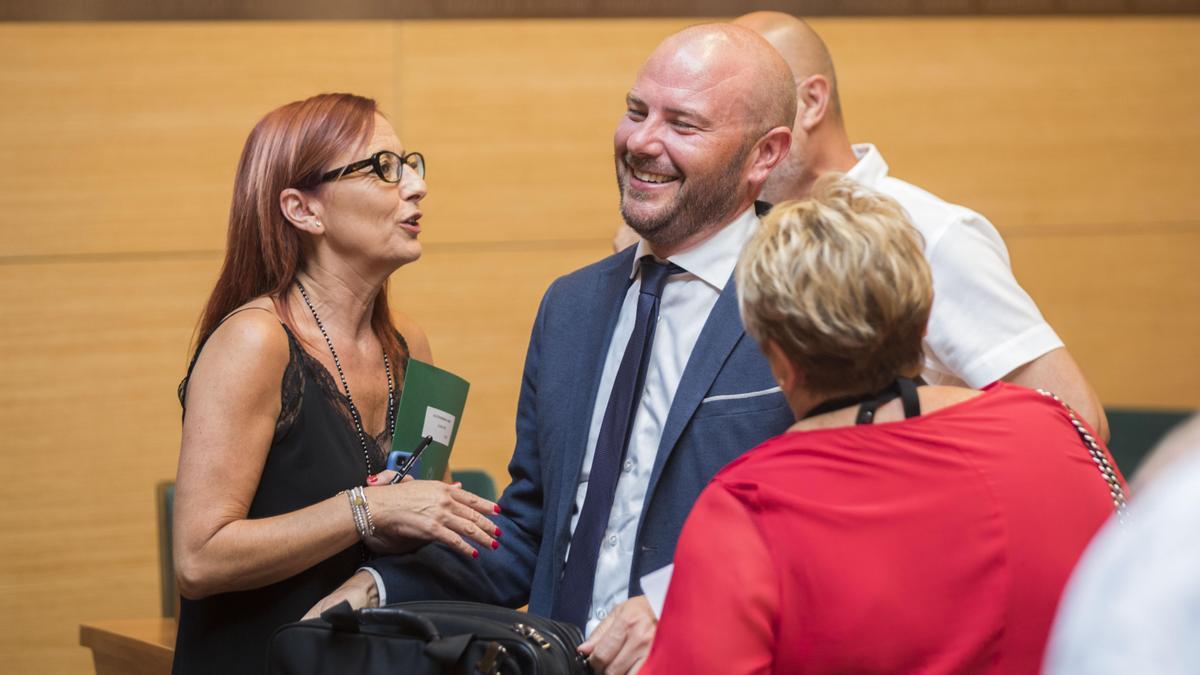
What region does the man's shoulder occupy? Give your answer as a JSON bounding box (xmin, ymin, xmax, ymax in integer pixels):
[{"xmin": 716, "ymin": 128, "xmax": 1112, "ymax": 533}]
[
  {"xmin": 868, "ymin": 175, "xmax": 987, "ymax": 251},
  {"xmin": 873, "ymin": 174, "xmax": 969, "ymax": 220},
  {"xmin": 851, "ymin": 144, "xmax": 979, "ymax": 235}
]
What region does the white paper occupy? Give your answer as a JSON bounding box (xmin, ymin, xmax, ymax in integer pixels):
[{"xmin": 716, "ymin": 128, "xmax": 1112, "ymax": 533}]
[
  {"xmin": 421, "ymin": 406, "xmax": 456, "ymax": 445},
  {"xmin": 639, "ymin": 563, "xmax": 675, "ymax": 619}
]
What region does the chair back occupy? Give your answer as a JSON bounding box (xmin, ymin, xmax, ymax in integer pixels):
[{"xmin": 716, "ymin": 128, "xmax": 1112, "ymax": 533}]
[
  {"xmin": 1106, "ymin": 407, "xmax": 1193, "ymax": 476},
  {"xmin": 451, "ymin": 469, "xmax": 498, "ymax": 502},
  {"xmin": 156, "ymin": 480, "xmax": 176, "ymax": 618}
]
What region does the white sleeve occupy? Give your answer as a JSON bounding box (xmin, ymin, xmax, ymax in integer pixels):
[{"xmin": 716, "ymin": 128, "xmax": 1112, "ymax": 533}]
[
  {"xmin": 639, "ymin": 563, "xmax": 675, "ymax": 619},
  {"xmin": 357, "ymin": 566, "xmax": 387, "ymax": 607},
  {"xmin": 922, "ymin": 211, "xmax": 1063, "ymax": 387}
]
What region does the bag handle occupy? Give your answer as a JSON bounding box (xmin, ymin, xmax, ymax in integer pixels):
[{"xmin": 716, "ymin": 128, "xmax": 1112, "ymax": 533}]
[
  {"xmin": 359, "ymin": 607, "xmax": 442, "ymax": 641},
  {"xmin": 319, "ymin": 601, "xmax": 442, "ymax": 641}
]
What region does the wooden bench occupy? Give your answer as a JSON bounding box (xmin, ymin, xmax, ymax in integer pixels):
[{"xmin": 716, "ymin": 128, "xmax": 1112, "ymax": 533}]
[{"xmin": 80, "ymin": 618, "xmax": 174, "ymax": 675}]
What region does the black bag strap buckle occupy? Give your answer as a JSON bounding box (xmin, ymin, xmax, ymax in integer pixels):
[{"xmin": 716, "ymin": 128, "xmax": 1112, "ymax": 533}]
[{"xmin": 319, "ymin": 601, "xmax": 361, "ymax": 633}]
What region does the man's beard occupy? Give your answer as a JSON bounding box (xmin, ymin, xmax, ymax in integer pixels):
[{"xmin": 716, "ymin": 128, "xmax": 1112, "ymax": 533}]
[{"xmin": 616, "ymin": 140, "xmax": 753, "ymax": 249}]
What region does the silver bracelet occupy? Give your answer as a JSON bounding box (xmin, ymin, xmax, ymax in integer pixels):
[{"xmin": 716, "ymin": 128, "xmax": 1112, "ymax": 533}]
[
  {"xmin": 346, "ymin": 488, "xmax": 368, "ymax": 539},
  {"xmin": 348, "ymin": 486, "xmax": 375, "ymax": 539},
  {"xmin": 357, "ymin": 486, "xmax": 377, "ymax": 538}
]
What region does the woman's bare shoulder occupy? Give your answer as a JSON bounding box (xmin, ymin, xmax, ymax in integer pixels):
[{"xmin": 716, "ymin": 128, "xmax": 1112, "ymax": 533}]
[
  {"xmin": 210, "ymin": 299, "xmax": 287, "ymax": 352},
  {"xmin": 919, "ymin": 385, "xmax": 985, "ymax": 412},
  {"xmin": 191, "ymin": 298, "xmax": 291, "ymax": 392}
]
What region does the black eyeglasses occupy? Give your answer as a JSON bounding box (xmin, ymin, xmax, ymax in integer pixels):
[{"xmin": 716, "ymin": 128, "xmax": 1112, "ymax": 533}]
[{"xmin": 320, "ymin": 150, "xmax": 425, "ymax": 184}]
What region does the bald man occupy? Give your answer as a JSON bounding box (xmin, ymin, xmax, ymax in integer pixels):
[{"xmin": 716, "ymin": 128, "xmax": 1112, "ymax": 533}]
[
  {"xmin": 738, "ymin": 11, "xmax": 1108, "ymax": 437},
  {"xmin": 617, "ymin": 12, "xmax": 1107, "ymax": 438},
  {"xmin": 312, "ymin": 25, "xmax": 798, "ymax": 674}
]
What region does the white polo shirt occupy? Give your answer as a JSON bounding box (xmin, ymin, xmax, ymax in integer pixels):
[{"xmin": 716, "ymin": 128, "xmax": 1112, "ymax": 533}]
[{"xmin": 849, "ymin": 144, "xmax": 1063, "ymax": 387}]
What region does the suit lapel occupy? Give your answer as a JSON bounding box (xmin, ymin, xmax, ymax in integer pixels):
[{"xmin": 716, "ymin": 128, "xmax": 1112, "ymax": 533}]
[
  {"xmin": 551, "ymin": 251, "xmax": 636, "ymax": 546},
  {"xmin": 645, "ymin": 276, "xmax": 745, "ymax": 499}
]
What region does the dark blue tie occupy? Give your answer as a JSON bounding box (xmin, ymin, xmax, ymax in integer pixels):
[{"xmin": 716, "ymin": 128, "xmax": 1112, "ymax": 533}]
[{"xmin": 552, "ymin": 256, "xmax": 682, "ymax": 628}]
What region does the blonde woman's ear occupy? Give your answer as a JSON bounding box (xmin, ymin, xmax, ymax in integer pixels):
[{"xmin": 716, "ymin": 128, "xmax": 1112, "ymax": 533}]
[{"xmin": 763, "ymin": 339, "xmax": 797, "ymax": 393}]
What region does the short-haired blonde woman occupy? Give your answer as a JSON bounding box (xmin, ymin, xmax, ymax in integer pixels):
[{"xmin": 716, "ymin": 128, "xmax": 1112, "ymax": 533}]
[{"xmin": 641, "ymin": 175, "xmax": 1126, "ymax": 675}]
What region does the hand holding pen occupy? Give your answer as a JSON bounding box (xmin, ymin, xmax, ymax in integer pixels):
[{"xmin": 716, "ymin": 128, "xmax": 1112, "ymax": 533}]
[
  {"xmin": 389, "ymin": 435, "xmax": 434, "ymax": 484},
  {"xmin": 359, "ymin": 434, "xmax": 503, "ymax": 560}
]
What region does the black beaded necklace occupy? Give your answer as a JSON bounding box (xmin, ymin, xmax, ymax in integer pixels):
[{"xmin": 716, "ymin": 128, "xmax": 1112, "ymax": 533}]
[{"xmin": 296, "ymin": 279, "xmax": 395, "ymax": 475}]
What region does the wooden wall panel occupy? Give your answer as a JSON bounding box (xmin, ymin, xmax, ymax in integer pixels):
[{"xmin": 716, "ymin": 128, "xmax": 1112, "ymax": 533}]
[
  {"xmin": 0, "ymin": 22, "xmax": 399, "ymax": 258},
  {"xmin": 0, "ymin": 16, "xmax": 1198, "ymax": 673},
  {"xmin": 0, "ymin": 258, "xmax": 217, "ymax": 674},
  {"xmin": 394, "ymin": 18, "xmax": 695, "ymax": 246},
  {"xmin": 827, "ymin": 17, "xmax": 1200, "ymax": 234},
  {"xmin": 1008, "ymin": 230, "xmax": 1200, "ymax": 407}
]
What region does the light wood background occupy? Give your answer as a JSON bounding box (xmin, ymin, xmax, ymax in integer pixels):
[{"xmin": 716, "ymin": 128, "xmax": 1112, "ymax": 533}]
[{"xmin": 0, "ymin": 17, "xmax": 1196, "ymax": 673}]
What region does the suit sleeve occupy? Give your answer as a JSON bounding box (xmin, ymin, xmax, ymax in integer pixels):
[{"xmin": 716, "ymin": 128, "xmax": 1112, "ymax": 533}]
[
  {"xmin": 640, "ymin": 482, "xmax": 778, "ymax": 675},
  {"xmin": 364, "ymin": 283, "xmax": 557, "ymax": 607}
]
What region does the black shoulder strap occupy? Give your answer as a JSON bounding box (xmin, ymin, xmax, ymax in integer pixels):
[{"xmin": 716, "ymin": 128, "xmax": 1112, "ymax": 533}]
[
  {"xmin": 855, "ymin": 377, "xmax": 923, "ymax": 425},
  {"xmin": 898, "ymin": 377, "xmax": 921, "ymax": 419},
  {"xmin": 855, "ymin": 397, "xmax": 883, "ymax": 424}
]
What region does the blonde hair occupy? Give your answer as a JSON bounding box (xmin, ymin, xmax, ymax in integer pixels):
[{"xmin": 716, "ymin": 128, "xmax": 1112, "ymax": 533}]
[{"xmin": 736, "ymin": 173, "xmax": 932, "ymax": 396}]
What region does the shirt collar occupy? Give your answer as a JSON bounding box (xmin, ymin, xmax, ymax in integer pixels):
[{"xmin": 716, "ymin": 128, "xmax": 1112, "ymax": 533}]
[
  {"xmin": 847, "ymin": 143, "xmax": 889, "ymax": 187},
  {"xmin": 630, "ymin": 205, "xmax": 759, "ymax": 291}
]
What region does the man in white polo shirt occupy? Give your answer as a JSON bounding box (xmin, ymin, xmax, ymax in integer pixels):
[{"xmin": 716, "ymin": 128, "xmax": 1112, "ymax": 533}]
[{"xmin": 736, "ymin": 11, "xmax": 1107, "ymax": 436}]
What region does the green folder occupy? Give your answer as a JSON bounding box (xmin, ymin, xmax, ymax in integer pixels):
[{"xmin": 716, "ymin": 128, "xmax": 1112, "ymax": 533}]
[{"xmin": 389, "ymin": 359, "xmax": 470, "ymax": 481}]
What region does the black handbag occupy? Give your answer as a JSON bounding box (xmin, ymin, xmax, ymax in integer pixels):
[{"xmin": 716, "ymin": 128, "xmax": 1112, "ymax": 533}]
[{"xmin": 268, "ymin": 600, "xmax": 590, "ymax": 675}]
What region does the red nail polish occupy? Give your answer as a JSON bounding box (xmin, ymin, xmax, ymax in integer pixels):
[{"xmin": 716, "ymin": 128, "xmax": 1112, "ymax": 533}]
[
  {"xmin": 493, "ymin": 505, "xmax": 502, "ymax": 514},
  {"xmin": 472, "ymin": 549, "xmax": 479, "ymax": 559},
  {"xmin": 494, "ymin": 527, "xmax": 502, "ymax": 537},
  {"xmin": 451, "ymin": 481, "xmax": 462, "ymax": 488},
  {"xmin": 491, "ymin": 540, "xmax": 500, "ymax": 550},
  {"xmin": 366, "ymin": 474, "xmax": 378, "ymax": 484}
]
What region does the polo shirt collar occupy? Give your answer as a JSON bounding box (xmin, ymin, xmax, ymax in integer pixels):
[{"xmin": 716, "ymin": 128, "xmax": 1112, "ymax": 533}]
[{"xmin": 847, "ymin": 143, "xmax": 890, "ymax": 187}]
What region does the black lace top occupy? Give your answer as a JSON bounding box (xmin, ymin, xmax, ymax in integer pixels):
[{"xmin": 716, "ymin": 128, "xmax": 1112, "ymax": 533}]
[{"xmin": 172, "ymin": 320, "xmax": 407, "ymax": 675}]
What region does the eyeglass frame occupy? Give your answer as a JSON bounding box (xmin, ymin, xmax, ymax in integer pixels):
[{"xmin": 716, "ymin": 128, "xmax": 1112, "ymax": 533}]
[{"xmin": 319, "ymin": 150, "xmax": 425, "ymax": 184}]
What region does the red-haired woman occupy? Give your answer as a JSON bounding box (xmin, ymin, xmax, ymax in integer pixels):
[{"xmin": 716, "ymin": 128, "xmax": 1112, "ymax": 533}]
[{"xmin": 171, "ymin": 93, "xmax": 500, "ymax": 674}]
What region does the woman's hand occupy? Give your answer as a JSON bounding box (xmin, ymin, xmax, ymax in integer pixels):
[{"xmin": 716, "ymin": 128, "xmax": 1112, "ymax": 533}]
[{"xmin": 362, "ymin": 473, "xmax": 501, "ymax": 558}]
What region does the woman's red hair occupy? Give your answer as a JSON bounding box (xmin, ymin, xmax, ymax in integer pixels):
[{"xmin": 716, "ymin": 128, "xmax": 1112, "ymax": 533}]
[{"xmin": 195, "ymin": 93, "xmax": 404, "ymax": 362}]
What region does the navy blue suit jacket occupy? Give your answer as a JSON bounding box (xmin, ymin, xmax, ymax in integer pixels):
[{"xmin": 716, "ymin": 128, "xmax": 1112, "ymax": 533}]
[{"xmin": 368, "ymin": 244, "xmax": 795, "ymax": 618}]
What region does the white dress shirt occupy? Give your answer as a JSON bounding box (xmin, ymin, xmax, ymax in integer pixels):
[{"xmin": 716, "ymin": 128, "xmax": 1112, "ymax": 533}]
[
  {"xmin": 569, "ymin": 206, "xmax": 760, "ymax": 635},
  {"xmin": 849, "ymin": 144, "xmax": 1063, "ymax": 387}
]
